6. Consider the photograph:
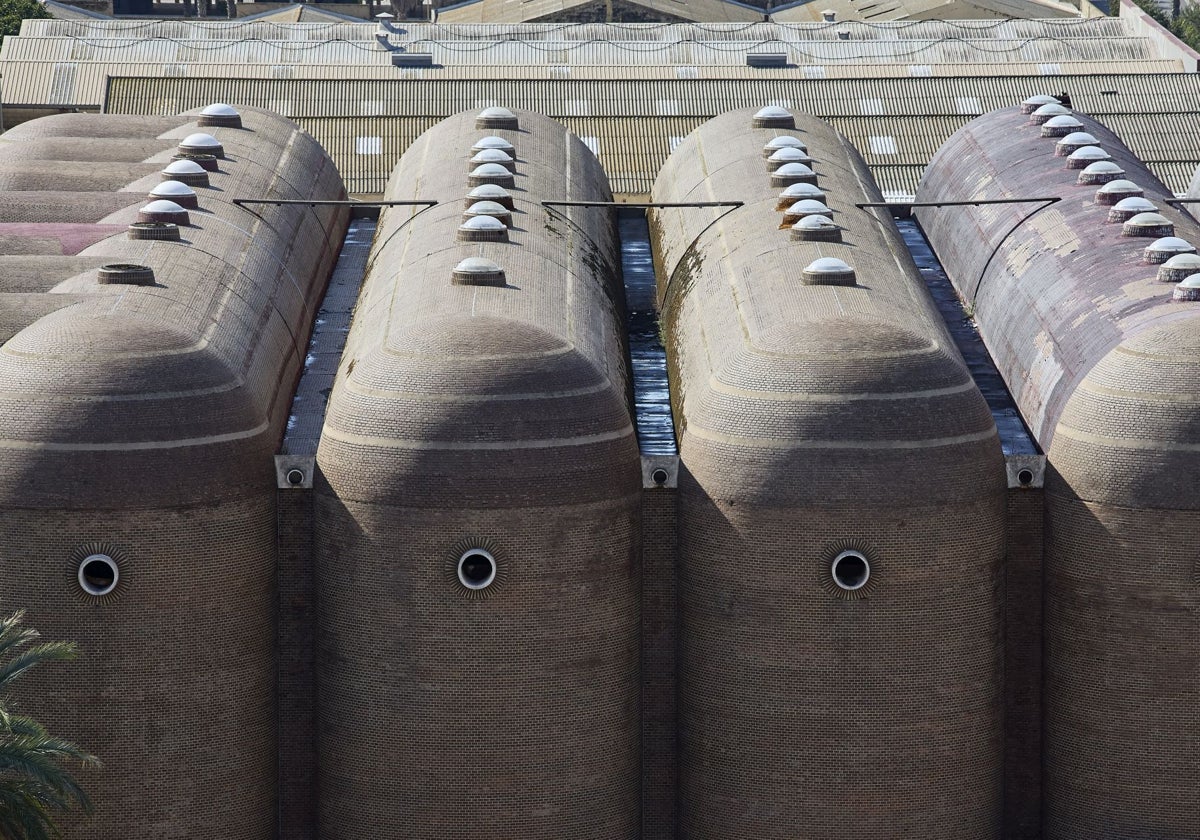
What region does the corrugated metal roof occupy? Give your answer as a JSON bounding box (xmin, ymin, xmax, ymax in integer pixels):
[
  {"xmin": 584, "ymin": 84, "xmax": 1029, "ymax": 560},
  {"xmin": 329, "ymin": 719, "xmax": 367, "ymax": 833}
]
[
  {"xmin": 101, "ymin": 73, "xmax": 1200, "ymax": 197},
  {"xmin": 437, "ymin": 0, "xmax": 766, "ymax": 24}
]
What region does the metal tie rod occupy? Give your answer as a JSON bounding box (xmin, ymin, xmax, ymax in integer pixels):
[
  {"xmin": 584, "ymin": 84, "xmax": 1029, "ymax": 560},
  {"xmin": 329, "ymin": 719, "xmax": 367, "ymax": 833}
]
[
  {"xmin": 232, "ymin": 199, "xmax": 437, "ymax": 208},
  {"xmin": 542, "ymin": 201, "xmax": 744, "ymax": 208},
  {"xmin": 855, "ymin": 198, "xmax": 1062, "ymax": 209}
]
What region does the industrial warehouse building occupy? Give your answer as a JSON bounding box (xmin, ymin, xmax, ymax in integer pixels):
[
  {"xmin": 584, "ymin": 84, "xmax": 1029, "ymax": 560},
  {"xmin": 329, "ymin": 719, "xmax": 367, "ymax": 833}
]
[{"xmin": 0, "ymin": 1, "xmax": 1197, "ymax": 839}]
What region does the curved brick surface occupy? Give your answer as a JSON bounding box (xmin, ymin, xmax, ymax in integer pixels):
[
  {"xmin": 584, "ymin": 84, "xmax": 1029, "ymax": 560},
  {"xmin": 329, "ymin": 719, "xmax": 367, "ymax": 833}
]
[
  {"xmin": 917, "ymin": 105, "xmax": 1200, "ymax": 840},
  {"xmin": 314, "ymin": 109, "xmax": 641, "ymax": 839},
  {"xmin": 0, "ymin": 107, "xmax": 349, "ymax": 840},
  {"xmin": 650, "ymin": 109, "xmax": 1006, "ymax": 840}
]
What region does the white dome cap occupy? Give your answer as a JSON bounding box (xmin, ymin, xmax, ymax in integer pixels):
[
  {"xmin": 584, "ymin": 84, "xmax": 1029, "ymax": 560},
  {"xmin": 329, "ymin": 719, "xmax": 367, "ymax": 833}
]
[
  {"xmin": 1163, "ymin": 253, "xmax": 1200, "ymax": 269},
  {"xmin": 1033, "ymin": 103, "xmax": 1071, "ymax": 117},
  {"xmin": 150, "ymin": 180, "xmax": 196, "ymax": 198},
  {"xmin": 163, "ymin": 159, "xmax": 207, "ymax": 175},
  {"xmin": 765, "ymin": 136, "xmax": 806, "ymax": 151},
  {"xmin": 472, "ymin": 136, "xmax": 514, "ymax": 152},
  {"xmin": 180, "ymin": 133, "xmax": 221, "ymax": 149},
  {"xmin": 754, "ymin": 106, "xmax": 790, "ymax": 120},
  {"xmin": 470, "ymin": 163, "xmax": 512, "ymax": 177},
  {"xmin": 806, "ymin": 257, "xmax": 852, "ymax": 273},
  {"xmin": 780, "ymin": 183, "xmax": 825, "ymax": 199},
  {"xmin": 1023, "ymin": 94, "xmax": 1058, "ymax": 107},
  {"xmin": 1113, "ymin": 197, "xmax": 1157, "ymax": 213},
  {"xmin": 1178, "ymin": 273, "xmax": 1200, "ymax": 288},
  {"xmin": 468, "ymin": 184, "xmax": 511, "ymax": 198},
  {"xmin": 466, "ymin": 200, "xmax": 509, "ymax": 216},
  {"xmin": 793, "ymin": 214, "xmax": 839, "ymax": 230},
  {"xmin": 787, "ymin": 199, "xmax": 833, "ymax": 215},
  {"xmin": 1097, "ymin": 179, "xmax": 1141, "ymax": 193},
  {"xmin": 200, "ymin": 103, "xmax": 239, "ymax": 117},
  {"xmin": 1059, "ymin": 131, "xmax": 1099, "ymax": 146},
  {"xmin": 1146, "ymin": 237, "xmax": 1194, "ymax": 253},
  {"xmin": 478, "ymin": 106, "xmax": 516, "ymax": 120},
  {"xmin": 459, "ymin": 215, "xmax": 506, "ymax": 231},
  {"xmin": 774, "ymin": 162, "xmax": 816, "ymax": 177},
  {"xmin": 1043, "ymin": 115, "xmax": 1083, "ymax": 130},
  {"xmin": 141, "ymin": 200, "xmax": 187, "ymax": 214},
  {"xmin": 768, "ymin": 147, "xmax": 812, "ymax": 163},
  {"xmin": 470, "ymin": 149, "xmax": 513, "ymax": 164},
  {"xmin": 1069, "ymin": 147, "xmax": 1111, "ymax": 162}
]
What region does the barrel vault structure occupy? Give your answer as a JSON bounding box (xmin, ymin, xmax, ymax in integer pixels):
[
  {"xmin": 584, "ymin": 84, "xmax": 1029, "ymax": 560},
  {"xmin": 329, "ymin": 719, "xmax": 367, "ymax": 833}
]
[
  {"xmin": 0, "ymin": 106, "xmax": 349, "ymax": 838},
  {"xmin": 916, "ymin": 101, "xmax": 1200, "ymax": 840},
  {"xmin": 313, "ymin": 108, "xmax": 642, "ymax": 839},
  {"xmin": 649, "ymin": 107, "xmax": 1007, "ymax": 840}
]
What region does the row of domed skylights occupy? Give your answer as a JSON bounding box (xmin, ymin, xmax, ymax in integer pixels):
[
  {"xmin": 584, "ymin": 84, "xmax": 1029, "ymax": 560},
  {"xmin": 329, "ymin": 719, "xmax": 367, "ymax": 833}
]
[
  {"xmin": 104, "ymin": 104, "xmax": 242, "ymax": 286},
  {"xmin": 1023, "ymin": 94, "xmax": 1200, "ymax": 302},
  {"xmin": 751, "ymin": 106, "xmax": 856, "ymax": 287},
  {"xmin": 452, "ymin": 107, "xmax": 521, "ymax": 287}
]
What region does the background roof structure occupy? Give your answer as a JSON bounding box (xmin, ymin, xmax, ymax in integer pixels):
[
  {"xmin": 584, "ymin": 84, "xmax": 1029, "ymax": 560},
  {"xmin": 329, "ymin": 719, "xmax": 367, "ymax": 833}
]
[{"xmin": 7, "ymin": 11, "xmax": 1200, "ymax": 197}]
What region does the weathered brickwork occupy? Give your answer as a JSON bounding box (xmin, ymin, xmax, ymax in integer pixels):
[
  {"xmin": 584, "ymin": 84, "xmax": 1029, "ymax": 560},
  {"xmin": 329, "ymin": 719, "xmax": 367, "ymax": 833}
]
[
  {"xmin": 641, "ymin": 484, "xmax": 679, "ymax": 840},
  {"xmin": 918, "ymin": 105, "xmax": 1200, "ymax": 840},
  {"xmin": 651, "ymin": 110, "xmax": 1008, "ymax": 840},
  {"xmin": 1004, "ymin": 487, "xmax": 1044, "ymax": 840}
]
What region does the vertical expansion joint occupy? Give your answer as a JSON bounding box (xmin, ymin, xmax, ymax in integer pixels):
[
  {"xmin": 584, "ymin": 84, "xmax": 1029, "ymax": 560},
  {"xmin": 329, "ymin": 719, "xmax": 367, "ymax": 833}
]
[
  {"xmin": 457, "ymin": 215, "xmax": 509, "ymax": 242},
  {"xmin": 464, "ymin": 200, "xmax": 514, "ymax": 228},
  {"xmin": 770, "ymin": 162, "xmax": 818, "ymax": 187},
  {"xmin": 451, "ymin": 257, "xmax": 507, "ymax": 287},
  {"xmin": 1029, "ymin": 102, "xmax": 1071, "ymax": 125},
  {"xmin": 782, "ymin": 199, "xmax": 834, "ymax": 226},
  {"xmin": 138, "ymin": 199, "xmax": 190, "ymax": 225},
  {"xmin": 1095, "ymin": 179, "xmax": 1143, "ymax": 206},
  {"xmin": 790, "ymin": 215, "xmax": 842, "ymax": 242},
  {"xmin": 752, "ymin": 106, "xmax": 795, "ymax": 129},
  {"xmin": 97, "ymin": 263, "xmax": 156, "ymax": 286},
  {"xmin": 1121, "ymin": 213, "xmax": 1174, "ymax": 238},
  {"xmin": 1172, "ymin": 274, "xmax": 1200, "ymax": 301},
  {"xmin": 149, "ymin": 180, "xmax": 199, "ymax": 209},
  {"xmin": 171, "ymin": 152, "xmax": 219, "ymax": 172},
  {"xmin": 161, "ymin": 159, "xmax": 211, "ymax": 187},
  {"xmin": 1040, "ymin": 115, "xmax": 1083, "ymax": 138},
  {"xmin": 767, "ymin": 146, "xmax": 813, "ymax": 172},
  {"xmin": 1055, "ymin": 132, "xmax": 1099, "ymax": 157},
  {"xmin": 1143, "ymin": 237, "xmax": 1195, "ymax": 265},
  {"xmin": 1021, "ymin": 94, "xmax": 1058, "ymax": 115},
  {"xmin": 464, "ymin": 183, "xmax": 515, "ymax": 210},
  {"xmin": 802, "ymin": 257, "xmax": 856, "ymax": 286},
  {"xmin": 775, "ymin": 182, "xmax": 826, "ymax": 210},
  {"xmin": 127, "ymin": 221, "xmax": 181, "ymax": 241},
  {"xmin": 475, "ymin": 106, "xmax": 519, "ymax": 130},
  {"xmin": 1078, "ymin": 160, "xmax": 1124, "ymax": 185},
  {"xmin": 762, "ymin": 136, "xmax": 807, "ymax": 158},
  {"xmin": 1157, "ymin": 252, "xmax": 1200, "ymax": 282},
  {"xmin": 196, "ymin": 103, "xmax": 242, "ymax": 129},
  {"xmin": 1107, "ymin": 196, "xmax": 1157, "ymax": 224},
  {"xmin": 468, "ymin": 163, "xmax": 515, "ymax": 188},
  {"xmin": 469, "ymin": 148, "xmax": 516, "ymax": 173},
  {"xmin": 472, "ymin": 135, "xmax": 516, "ymax": 156},
  {"xmin": 178, "ymin": 132, "xmax": 224, "ymax": 158}
]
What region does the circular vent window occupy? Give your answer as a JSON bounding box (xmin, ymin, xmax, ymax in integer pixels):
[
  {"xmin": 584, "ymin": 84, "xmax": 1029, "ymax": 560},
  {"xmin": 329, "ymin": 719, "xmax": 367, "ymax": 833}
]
[
  {"xmin": 457, "ymin": 549, "xmax": 497, "ymax": 590},
  {"xmin": 831, "ymin": 549, "xmax": 871, "ymax": 592},
  {"xmin": 78, "ymin": 554, "xmax": 119, "ymax": 597}
]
